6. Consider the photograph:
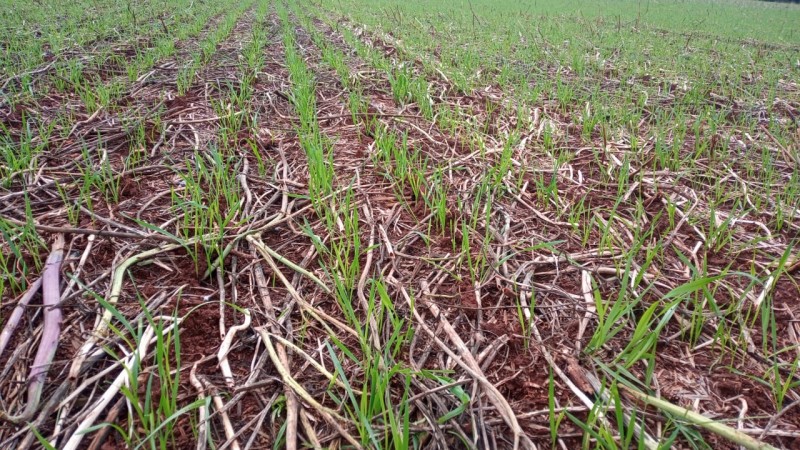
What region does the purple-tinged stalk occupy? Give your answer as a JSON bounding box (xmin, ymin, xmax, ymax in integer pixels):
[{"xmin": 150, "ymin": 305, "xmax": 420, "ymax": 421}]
[
  {"xmin": 0, "ymin": 234, "xmax": 64, "ymax": 424},
  {"xmin": 0, "ymin": 277, "xmax": 43, "ymax": 359}
]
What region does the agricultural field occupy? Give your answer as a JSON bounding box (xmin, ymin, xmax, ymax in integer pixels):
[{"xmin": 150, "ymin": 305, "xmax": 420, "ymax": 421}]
[{"xmin": 1, "ymin": 0, "xmax": 799, "ymax": 447}]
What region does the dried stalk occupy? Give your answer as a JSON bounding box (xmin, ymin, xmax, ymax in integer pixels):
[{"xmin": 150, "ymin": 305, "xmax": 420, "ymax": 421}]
[
  {"xmin": 255, "ymin": 327, "xmax": 362, "ymax": 449},
  {"xmin": 62, "ymin": 318, "xmax": 178, "ymax": 450},
  {"xmin": 68, "ymin": 242, "xmax": 186, "ymax": 381},
  {"xmin": 623, "ymin": 387, "xmax": 778, "ymax": 450},
  {"xmin": 218, "ymin": 309, "xmax": 252, "ymax": 390},
  {"xmin": 0, "ymin": 277, "xmax": 43, "ymax": 359},
  {"xmin": 0, "ymin": 235, "xmax": 65, "ymax": 423}
]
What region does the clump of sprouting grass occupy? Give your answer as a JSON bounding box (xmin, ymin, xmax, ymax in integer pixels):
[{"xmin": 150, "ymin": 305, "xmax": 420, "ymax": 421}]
[
  {"xmin": 177, "ymin": 55, "xmax": 202, "ymax": 95},
  {"xmin": 0, "ymin": 116, "xmax": 52, "ymax": 189},
  {"xmin": 123, "ymin": 117, "xmax": 155, "ymax": 170},
  {"xmin": 348, "ymin": 88, "xmax": 368, "ymax": 127},
  {"xmin": 488, "ymin": 132, "xmax": 518, "ymax": 192},
  {"xmin": 212, "ymin": 81, "xmax": 253, "ymax": 146},
  {"xmin": 172, "ymin": 147, "xmax": 242, "ymax": 273},
  {"xmin": 284, "ymin": 42, "xmax": 317, "ymax": 130},
  {"xmin": 243, "ymin": 25, "xmax": 268, "ymax": 76},
  {"xmin": 0, "ymin": 202, "xmax": 47, "ymax": 298},
  {"xmin": 366, "ymin": 122, "xmax": 449, "ymax": 234},
  {"xmin": 371, "ymin": 126, "xmax": 426, "ymax": 205},
  {"xmin": 423, "ymin": 168, "xmax": 450, "ymax": 233},
  {"xmin": 409, "ymin": 76, "xmax": 433, "ymax": 119},
  {"xmin": 388, "ymin": 66, "xmax": 411, "ymax": 104},
  {"xmin": 53, "ymin": 182, "xmax": 80, "ymax": 226},
  {"xmin": 320, "ymin": 43, "xmax": 352, "ymax": 88},
  {"xmin": 74, "ymin": 145, "xmax": 120, "ymax": 205},
  {"xmin": 302, "ymin": 131, "xmax": 336, "ymax": 213},
  {"xmin": 328, "ymin": 188, "xmax": 363, "ymax": 290}
]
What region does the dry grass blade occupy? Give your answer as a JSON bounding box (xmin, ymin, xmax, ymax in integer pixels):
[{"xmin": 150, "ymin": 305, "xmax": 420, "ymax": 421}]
[
  {"xmin": 255, "ymin": 327, "xmax": 363, "ymax": 449},
  {"xmin": 247, "ymin": 234, "xmax": 358, "ymax": 338},
  {"xmin": 251, "ymin": 259, "xmax": 300, "ymax": 450},
  {"xmin": 218, "ymin": 309, "xmax": 251, "ymax": 390},
  {"xmin": 398, "ymin": 281, "xmax": 535, "ymax": 450}
]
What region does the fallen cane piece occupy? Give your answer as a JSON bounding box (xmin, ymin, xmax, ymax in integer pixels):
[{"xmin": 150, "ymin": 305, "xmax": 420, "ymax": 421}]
[
  {"xmin": 0, "ymin": 234, "xmax": 65, "ymax": 424},
  {"xmin": 0, "ymin": 277, "xmax": 43, "ymax": 359}
]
